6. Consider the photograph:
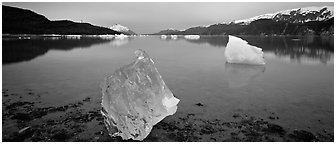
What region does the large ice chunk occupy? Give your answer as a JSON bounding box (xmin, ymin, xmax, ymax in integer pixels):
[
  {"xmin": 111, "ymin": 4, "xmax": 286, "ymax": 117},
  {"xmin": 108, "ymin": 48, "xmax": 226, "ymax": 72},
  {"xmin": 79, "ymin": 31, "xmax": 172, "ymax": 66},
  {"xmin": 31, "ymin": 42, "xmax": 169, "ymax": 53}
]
[
  {"xmin": 225, "ymin": 35, "xmax": 265, "ymax": 65},
  {"xmin": 101, "ymin": 49, "xmax": 180, "ymax": 141}
]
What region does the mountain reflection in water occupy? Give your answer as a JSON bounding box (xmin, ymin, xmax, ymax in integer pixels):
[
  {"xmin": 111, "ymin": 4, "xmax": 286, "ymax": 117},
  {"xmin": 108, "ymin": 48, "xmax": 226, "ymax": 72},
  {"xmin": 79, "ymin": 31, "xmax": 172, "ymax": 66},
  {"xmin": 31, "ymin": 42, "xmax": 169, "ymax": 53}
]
[
  {"xmin": 2, "ymin": 35, "xmax": 333, "ymax": 65},
  {"xmin": 239, "ymin": 36, "xmax": 334, "ymax": 64},
  {"xmin": 180, "ymin": 35, "xmax": 333, "ymax": 64},
  {"xmin": 2, "ymin": 37, "xmax": 111, "ymax": 65}
]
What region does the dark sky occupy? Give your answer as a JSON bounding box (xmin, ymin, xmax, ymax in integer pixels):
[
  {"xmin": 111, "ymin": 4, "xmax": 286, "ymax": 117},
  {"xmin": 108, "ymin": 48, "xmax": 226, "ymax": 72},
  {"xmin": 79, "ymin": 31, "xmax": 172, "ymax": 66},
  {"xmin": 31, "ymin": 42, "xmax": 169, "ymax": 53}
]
[{"xmin": 3, "ymin": 2, "xmax": 334, "ymax": 34}]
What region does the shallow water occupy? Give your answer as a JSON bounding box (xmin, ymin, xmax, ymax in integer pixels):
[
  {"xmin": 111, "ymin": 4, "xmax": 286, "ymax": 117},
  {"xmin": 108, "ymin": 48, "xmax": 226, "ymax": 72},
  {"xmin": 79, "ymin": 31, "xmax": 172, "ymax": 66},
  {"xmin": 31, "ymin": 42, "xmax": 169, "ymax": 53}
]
[{"xmin": 2, "ymin": 35, "xmax": 334, "ymax": 141}]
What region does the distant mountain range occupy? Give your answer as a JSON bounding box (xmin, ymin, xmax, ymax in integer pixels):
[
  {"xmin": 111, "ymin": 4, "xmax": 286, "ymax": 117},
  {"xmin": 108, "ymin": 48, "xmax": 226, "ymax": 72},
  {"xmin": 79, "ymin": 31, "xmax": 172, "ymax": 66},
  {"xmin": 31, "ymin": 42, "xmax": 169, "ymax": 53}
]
[
  {"xmin": 3, "ymin": 5, "xmax": 333, "ymax": 36},
  {"xmin": 154, "ymin": 6, "xmax": 334, "ymax": 35},
  {"xmin": 109, "ymin": 24, "xmax": 137, "ymax": 35},
  {"xmin": 232, "ymin": 6, "xmax": 334, "ymax": 24},
  {"xmin": 154, "ymin": 28, "xmax": 182, "ymax": 35},
  {"xmin": 2, "ymin": 5, "xmax": 121, "ymax": 35}
]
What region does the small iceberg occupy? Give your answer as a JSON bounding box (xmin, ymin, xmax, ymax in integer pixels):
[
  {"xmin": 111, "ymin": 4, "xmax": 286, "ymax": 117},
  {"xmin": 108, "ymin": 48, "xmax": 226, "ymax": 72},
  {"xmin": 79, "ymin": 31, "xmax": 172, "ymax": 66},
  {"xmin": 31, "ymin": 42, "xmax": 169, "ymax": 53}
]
[
  {"xmin": 99, "ymin": 34, "xmax": 115, "ymax": 39},
  {"xmin": 170, "ymin": 35, "xmax": 178, "ymax": 39},
  {"xmin": 225, "ymin": 35, "xmax": 265, "ymax": 65},
  {"xmin": 160, "ymin": 35, "xmax": 167, "ymax": 39},
  {"xmin": 184, "ymin": 35, "xmax": 200, "ymax": 40},
  {"xmin": 114, "ymin": 34, "xmax": 128, "ymax": 39},
  {"xmin": 64, "ymin": 35, "xmax": 81, "ymax": 39}
]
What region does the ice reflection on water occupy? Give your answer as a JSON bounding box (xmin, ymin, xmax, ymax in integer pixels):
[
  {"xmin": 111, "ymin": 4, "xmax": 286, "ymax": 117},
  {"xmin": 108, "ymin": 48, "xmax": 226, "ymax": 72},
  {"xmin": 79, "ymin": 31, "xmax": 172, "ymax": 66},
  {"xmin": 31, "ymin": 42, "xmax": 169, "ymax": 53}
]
[{"xmin": 225, "ymin": 63, "xmax": 265, "ymax": 88}]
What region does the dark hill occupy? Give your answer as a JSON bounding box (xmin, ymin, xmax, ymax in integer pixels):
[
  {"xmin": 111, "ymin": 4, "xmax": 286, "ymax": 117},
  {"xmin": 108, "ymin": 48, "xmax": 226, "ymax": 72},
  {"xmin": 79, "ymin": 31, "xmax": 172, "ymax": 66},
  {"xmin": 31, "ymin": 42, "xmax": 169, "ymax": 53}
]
[{"xmin": 2, "ymin": 5, "xmax": 120, "ymax": 35}]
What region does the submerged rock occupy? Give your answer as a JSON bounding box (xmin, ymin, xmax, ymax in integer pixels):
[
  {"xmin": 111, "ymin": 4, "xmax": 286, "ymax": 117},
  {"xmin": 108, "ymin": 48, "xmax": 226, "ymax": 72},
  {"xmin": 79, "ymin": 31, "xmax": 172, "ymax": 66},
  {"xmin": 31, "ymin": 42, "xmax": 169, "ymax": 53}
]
[
  {"xmin": 225, "ymin": 35, "xmax": 265, "ymax": 65},
  {"xmin": 101, "ymin": 49, "xmax": 180, "ymax": 141}
]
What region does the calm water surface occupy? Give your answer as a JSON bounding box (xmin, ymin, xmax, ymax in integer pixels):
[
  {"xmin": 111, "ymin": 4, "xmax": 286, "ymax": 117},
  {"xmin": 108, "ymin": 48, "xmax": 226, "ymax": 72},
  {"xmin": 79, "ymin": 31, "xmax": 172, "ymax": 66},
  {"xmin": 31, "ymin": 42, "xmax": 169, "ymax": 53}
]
[{"xmin": 2, "ymin": 35, "xmax": 334, "ymax": 139}]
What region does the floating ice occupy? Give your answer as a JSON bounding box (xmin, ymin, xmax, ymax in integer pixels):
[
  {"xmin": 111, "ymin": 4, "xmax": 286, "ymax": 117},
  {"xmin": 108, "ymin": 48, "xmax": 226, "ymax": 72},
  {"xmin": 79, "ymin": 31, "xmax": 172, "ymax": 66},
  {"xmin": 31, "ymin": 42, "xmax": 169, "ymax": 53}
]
[
  {"xmin": 170, "ymin": 35, "xmax": 178, "ymax": 39},
  {"xmin": 225, "ymin": 35, "xmax": 265, "ymax": 65},
  {"xmin": 184, "ymin": 35, "xmax": 200, "ymax": 40},
  {"xmin": 160, "ymin": 35, "xmax": 167, "ymax": 39},
  {"xmin": 225, "ymin": 63, "xmax": 265, "ymax": 88},
  {"xmin": 99, "ymin": 34, "xmax": 115, "ymax": 39},
  {"xmin": 101, "ymin": 49, "xmax": 180, "ymax": 141},
  {"xmin": 64, "ymin": 35, "xmax": 81, "ymax": 39},
  {"xmin": 114, "ymin": 34, "xmax": 128, "ymax": 39}
]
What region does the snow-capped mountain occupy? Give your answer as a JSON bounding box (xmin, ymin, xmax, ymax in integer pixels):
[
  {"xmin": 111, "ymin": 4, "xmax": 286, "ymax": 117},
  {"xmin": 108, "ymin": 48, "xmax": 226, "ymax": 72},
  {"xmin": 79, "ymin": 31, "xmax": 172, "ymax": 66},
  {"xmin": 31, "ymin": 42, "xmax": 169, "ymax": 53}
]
[
  {"xmin": 232, "ymin": 13, "xmax": 274, "ymax": 25},
  {"xmin": 167, "ymin": 28, "xmax": 177, "ymax": 31},
  {"xmin": 109, "ymin": 24, "xmax": 137, "ymax": 35},
  {"xmin": 153, "ymin": 6, "xmax": 334, "ymax": 36},
  {"xmin": 110, "ymin": 24, "xmax": 129, "ymax": 32},
  {"xmin": 232, "ymin": 6, "xmax": 334, "ymax": 25}
]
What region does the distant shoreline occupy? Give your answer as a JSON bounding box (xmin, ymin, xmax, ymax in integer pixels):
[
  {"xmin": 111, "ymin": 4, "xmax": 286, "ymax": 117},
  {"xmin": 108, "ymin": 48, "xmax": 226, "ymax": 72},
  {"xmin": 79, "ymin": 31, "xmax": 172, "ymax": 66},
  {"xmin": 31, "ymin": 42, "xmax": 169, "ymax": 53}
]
[{"xmin": 2, "ymin": 34, "xmax": 334, "ymax": 37}]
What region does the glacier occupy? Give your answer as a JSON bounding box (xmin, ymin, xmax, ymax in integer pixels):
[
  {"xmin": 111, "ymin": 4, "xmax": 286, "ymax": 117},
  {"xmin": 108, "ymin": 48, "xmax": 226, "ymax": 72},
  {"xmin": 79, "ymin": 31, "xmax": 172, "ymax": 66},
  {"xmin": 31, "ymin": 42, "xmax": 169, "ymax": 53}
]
[
  {"xmin": 101, "ymin": 49, "xmax": 180, "ymax": 141},
  {"xmin": 225, "ymin": 35, "xmax": 265, "ymax": 65}
]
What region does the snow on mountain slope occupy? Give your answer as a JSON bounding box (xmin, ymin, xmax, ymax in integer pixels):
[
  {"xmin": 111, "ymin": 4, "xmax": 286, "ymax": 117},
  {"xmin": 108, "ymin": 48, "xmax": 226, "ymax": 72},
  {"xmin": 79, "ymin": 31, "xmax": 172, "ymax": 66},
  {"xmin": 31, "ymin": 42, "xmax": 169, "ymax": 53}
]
[
  {"xmin": 109, "ymin": 24, "xmax": 130, "ymax": 32},
  {"xmin": 232, "ymin": 6, "xmax": 334, "ymax": 25},
  {"xmin": 109, "ymin": 24, "xmax": 137, "ymax": 35},
  {"xmin": 154, "ymin": 6, "xmax": 334, "ymax": 35},
  {"xmin": 167, "ymin": 28, "xmax": 177, "ymax": 31},
  {"xmin": 233, "ymin": 13, "xmax": 274, "ymax": 25}
]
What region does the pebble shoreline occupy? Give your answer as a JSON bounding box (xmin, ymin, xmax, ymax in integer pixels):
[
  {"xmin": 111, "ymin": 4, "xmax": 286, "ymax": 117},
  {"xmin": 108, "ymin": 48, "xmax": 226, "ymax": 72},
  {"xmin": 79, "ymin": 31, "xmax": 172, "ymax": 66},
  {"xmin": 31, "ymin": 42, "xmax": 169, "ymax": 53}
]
[{"xmin": 2, "ymin": 89, "xmax": 334, "ymax": 142}]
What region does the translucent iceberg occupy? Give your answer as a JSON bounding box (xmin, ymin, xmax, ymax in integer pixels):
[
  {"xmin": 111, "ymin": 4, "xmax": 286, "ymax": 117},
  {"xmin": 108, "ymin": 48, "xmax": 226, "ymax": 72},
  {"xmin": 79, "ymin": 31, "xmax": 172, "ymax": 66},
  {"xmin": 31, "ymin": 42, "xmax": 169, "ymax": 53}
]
[
  {"xmin": 225, "ymin": 35, "xmax": 265, "ymax": 65},
  {"xmin": 184, "ymin": 35, "xmax": 200, "ymax": 40},
  {"xmin": 225, "ymin": 63, "xmax": 265, "ymax": 88},
  {"xmin": 101, "ymin": 49, "xmax": 180, "ymax": 141}
]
